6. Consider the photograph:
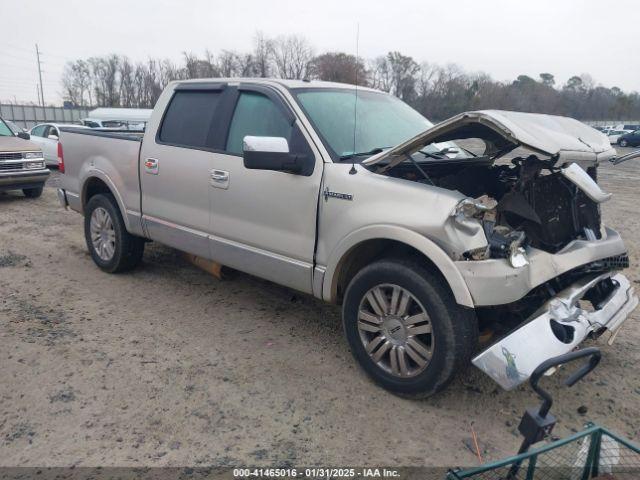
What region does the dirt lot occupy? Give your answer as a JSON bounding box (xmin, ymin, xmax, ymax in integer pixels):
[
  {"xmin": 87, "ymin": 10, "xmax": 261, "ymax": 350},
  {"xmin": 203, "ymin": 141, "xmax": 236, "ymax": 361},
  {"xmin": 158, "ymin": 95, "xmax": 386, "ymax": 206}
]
[{"xmin": 0, "ymin": 149, "xmax": 639, "ymax": 469}]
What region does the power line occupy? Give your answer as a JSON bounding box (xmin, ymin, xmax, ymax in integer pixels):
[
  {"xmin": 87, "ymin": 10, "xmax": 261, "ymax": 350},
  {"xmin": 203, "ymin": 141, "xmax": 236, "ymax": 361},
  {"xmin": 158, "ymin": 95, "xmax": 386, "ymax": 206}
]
[
  {"xmin": 0, "ymin": 50, "xmax": 68, "ymax": 68},
  {"xmin": 4, "ymin": 41, "xmax": 73, "ymax": 62}
]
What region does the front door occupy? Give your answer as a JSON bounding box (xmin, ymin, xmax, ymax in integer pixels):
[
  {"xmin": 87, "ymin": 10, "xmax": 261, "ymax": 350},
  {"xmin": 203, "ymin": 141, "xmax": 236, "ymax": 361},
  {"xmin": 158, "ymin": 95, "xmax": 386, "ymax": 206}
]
[
  {"xmin": 207, "ymin": 85, "xmax": 323, "ymax": 293},
  {"xmin": 30, "ymin": 125, "xmax": 58, "ymax": 165}
]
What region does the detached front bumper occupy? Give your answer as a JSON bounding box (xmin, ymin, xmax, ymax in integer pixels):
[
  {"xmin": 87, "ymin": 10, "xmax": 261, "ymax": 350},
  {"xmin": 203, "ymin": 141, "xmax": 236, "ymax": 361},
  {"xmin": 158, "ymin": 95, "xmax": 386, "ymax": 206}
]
[{"xmin": 473, "ymin": 273, "xmax": 638, "ymax": 390}]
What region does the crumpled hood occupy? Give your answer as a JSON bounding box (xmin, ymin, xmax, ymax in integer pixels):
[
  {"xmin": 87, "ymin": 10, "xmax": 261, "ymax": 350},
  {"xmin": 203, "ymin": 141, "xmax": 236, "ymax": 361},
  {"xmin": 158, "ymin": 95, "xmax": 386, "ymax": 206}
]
[
  {"xmin": 0, "ymin": 135, "xmax": 42, "ymax": 153},
  {"xmin": 363, "ymin": 110, "xmax": 616, "ymax": 168}
]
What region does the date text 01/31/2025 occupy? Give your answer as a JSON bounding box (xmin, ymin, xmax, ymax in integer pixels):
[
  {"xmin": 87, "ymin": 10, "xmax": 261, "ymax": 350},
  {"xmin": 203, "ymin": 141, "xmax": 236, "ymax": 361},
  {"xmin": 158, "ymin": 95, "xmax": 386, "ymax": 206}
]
[{"xmin": 233, "ymin": 468, "xmax": 401, "ymax": 478}]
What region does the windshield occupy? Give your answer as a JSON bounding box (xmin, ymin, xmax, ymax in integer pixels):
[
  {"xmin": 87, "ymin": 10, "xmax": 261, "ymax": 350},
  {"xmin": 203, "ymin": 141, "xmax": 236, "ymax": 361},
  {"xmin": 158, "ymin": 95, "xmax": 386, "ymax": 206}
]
[
  {"xmin": 0, "ymin": 118, "xmax": 13, "ymax": 137},
  {"xmin": 294, "ymin": 88, "xmax": 432, "ymax": 160}
]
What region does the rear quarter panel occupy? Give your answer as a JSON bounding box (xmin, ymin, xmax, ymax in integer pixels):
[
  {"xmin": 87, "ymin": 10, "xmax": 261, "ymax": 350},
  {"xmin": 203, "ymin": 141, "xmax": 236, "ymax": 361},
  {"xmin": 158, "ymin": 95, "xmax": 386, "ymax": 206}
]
[{"xmin": 58, "ymin": 129, "xmax": 144, "ymax": 235}]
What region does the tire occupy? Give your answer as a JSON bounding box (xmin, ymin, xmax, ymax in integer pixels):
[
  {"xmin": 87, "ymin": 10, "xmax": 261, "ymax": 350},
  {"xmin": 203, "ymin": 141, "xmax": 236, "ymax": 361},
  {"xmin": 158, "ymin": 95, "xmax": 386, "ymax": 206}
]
[
  {"xmin": 618, "ymin": 139, "xmax": 628, "ymax": 147},
  {"xmin": 342, "ymin": 258, "xmax": 478, "ymax": 398},
  {"xmin": 23, "ymin": 187, "xmax": 43, "ymax": 198},
  {"xmin": 84, "ymin": 193, "xmax": 145, "ymax": 273}
]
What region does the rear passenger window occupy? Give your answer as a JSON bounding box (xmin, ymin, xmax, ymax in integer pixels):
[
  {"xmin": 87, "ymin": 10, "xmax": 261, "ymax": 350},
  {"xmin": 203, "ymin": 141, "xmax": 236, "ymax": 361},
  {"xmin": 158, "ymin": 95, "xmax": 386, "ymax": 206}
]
[
  {"xmin": 159, "ymin": 91, "xmax": 222, "ymax": 148},
  {"xmin": 226, "ymin": 92, "xmax": 292, "ymax": 155}
]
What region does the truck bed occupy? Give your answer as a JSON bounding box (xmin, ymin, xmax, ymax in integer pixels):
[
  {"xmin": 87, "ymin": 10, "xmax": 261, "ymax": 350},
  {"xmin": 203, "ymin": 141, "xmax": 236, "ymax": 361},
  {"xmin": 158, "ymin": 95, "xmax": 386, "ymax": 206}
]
[{"xmin": 58, "ymin": 127, "xmax": 144, "ymax": 224}]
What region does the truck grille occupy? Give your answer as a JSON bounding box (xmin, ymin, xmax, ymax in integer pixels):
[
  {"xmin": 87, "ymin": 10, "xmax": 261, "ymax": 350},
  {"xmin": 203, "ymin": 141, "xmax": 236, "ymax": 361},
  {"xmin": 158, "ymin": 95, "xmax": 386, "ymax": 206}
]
[
  {"xmin": 0, "ymin": 162, "xmax": 25, "ymax": 172},
  {"xmin": 0, "ymin": 152, "xmax": 23, "ymax": 161}
]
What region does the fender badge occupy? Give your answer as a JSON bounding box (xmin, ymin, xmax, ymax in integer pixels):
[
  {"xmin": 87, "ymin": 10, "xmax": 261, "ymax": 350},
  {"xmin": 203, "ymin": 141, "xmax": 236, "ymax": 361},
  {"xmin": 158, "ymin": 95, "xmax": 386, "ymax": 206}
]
[{"xmin": 323, "ymin": 187, "xmax": 353, "ymax": 202}]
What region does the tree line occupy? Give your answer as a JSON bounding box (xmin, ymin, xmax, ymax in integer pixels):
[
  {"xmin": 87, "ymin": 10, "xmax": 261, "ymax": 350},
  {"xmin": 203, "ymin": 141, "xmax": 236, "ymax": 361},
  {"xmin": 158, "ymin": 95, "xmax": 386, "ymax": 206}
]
[{"xmin": 61, "ymin": 32, "xmax": 640, "ymax": 122}]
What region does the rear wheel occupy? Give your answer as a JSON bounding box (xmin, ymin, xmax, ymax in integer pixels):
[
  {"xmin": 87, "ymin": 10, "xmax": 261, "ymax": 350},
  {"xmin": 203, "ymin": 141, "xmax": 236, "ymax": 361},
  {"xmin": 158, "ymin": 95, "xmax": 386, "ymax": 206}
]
[
  {"xmin": 84, "ymin": 193, "xmax": 144, "ymax": 273},
  {"xmin": 23, "ymin": 187, "xmax": 43, "ymax": 198},
  {"xmin": 342, "ymin": 258, "xmax": 478, "ymax": 397}
]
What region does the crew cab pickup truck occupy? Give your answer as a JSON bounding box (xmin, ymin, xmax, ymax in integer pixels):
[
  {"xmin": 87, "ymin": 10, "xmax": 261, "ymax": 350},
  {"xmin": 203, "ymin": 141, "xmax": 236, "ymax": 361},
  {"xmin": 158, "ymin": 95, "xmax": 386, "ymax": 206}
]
[
  {"xmin": 56, "ymin": 79, "xmax": 639, "ymax": 397},
  {"xmin": 0, "ymin": 117, "xmax": 49, "ymax": 197}
]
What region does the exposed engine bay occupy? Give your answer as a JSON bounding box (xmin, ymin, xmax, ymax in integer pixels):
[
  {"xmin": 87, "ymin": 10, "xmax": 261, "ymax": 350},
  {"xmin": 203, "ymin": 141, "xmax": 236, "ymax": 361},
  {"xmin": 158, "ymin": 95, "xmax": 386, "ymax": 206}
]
[{"xmin": 380, "ymin": 153, "xmax": 603, "ymax": 259}]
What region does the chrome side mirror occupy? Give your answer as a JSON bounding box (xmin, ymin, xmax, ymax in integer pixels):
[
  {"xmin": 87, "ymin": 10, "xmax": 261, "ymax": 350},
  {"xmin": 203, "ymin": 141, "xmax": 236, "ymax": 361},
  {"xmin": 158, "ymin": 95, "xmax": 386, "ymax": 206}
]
[
  {"xmin": 242, "ymin": 136, "xmax": 304, "ymax": 174},
  {"xmin": 243, "ymin": 136, "xmax": 289, "ymax": 154}
]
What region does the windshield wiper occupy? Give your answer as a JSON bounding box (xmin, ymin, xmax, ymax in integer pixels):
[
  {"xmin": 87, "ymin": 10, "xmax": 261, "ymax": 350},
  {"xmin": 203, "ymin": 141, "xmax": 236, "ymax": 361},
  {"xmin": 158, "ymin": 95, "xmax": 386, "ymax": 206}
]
[
  {"xmin": 418, "ymin": 149, "xmax": 447, "ymax": 160},
  {"xmin": 418, "ymin": 145, "xmax": 478, "ymax": 159},
  {"xmin": 339, "ymin": 147, "xmax": 389, "ymax": 162}
]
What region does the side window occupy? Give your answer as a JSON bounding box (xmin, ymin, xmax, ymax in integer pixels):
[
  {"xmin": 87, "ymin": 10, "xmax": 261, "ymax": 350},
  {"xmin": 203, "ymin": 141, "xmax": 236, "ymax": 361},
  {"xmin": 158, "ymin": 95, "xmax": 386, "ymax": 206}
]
[
  {"xmin": 50, "ymin": 127, "xmax": 59, "ymax": 137},
  {"xmin": 0, "ymin": 120, "xmax": 12, "ymax": 136},
  {"xmin": 225, "ymin": 92, "xmax": 292, "ymax": 155},
  {"xmin": 31, "ymin": 125, "xmax": 46, "ymax": 137},
  {"xmin": 159, "ymin": 90, "xmax": 222, "ymax": 148}
]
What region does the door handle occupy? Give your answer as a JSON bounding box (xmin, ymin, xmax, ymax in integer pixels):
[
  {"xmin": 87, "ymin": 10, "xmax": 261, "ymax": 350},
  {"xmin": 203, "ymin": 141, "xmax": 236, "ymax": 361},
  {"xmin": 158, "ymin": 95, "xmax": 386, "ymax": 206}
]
[
  {"xmin": 210, "ymin": 170, "xmax": 229, "ymax": 181},
  {"xmin": 210, "ymin": 169, "xmax": 230, "ymax": 189},
  {"xmin": 144, "ymin": 158, "xmax": 159, "ymax": 174}
]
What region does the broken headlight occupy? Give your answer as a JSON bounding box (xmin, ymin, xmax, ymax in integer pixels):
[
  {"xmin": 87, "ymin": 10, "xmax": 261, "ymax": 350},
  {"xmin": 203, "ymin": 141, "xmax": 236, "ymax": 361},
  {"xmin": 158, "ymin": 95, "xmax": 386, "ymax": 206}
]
[
  {"xmin": 454, "ymin": 195, "xmax": 498, "ymax": 220},
  {"xmin": 456, "ymin": 195, "xmax": 529, "ymax": 267}
]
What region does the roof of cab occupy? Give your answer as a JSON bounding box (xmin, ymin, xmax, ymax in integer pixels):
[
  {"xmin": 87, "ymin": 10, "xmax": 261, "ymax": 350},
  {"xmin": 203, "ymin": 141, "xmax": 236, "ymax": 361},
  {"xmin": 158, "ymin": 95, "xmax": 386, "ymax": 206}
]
[{"xmin": 172, "ymin": 77, "xmax": 381, "ymax": 93}]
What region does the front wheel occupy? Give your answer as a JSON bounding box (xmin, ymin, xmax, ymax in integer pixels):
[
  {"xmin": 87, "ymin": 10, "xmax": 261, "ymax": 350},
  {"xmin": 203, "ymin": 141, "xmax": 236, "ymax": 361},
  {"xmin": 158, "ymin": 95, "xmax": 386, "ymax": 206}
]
[
  {"xmin": 84, "ymin": 193, "xmax": 145, "ymax": 273},
  {"xmin": 342, "ymin": 258, "xmax": 478, "ymax": 398},
  {"xmin": 619, "ymin": 139, "xmax": 628, "ymax": 147}
]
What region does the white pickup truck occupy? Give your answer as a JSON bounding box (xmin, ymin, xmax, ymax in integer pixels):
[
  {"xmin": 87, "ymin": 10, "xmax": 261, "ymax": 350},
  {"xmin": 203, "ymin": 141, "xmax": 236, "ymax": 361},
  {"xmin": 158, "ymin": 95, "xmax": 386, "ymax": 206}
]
[{"xmin": 56, "ymin": 78, "xmax": 638, "ymax": 397}]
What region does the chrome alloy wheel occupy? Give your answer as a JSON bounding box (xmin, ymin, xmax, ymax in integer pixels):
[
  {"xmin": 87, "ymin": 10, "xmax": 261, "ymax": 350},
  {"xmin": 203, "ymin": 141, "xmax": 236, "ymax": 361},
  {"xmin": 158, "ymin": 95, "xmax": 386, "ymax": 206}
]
[
  {"xmin": 357, "ymin": 284, "xmax": 434, "ymax": 378},
  {"xmin": 90, "ymin": 207, "xmax": 116, "ymax": 261}
]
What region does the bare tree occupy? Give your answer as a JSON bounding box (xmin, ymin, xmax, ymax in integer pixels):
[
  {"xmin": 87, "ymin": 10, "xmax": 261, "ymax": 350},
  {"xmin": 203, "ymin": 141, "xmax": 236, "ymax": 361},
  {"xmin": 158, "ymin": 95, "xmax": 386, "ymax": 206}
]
[
  {"xmin": 88, "ymin": 55, "xmax": 121, "ymax": 106},
  {"xmin": 369, "ymin": 56, "xmax": 392, "ymax": 92},
  {"xmin": 218, "ymin": 50, "xmax": 240, "ymax": 77},
  {"xmin": 270, "ymin": 35, "xmax": 314, "ymax": 79},
  {"xmin": 253, "ymin": 32, "xmax": 273, "ymax": 77},
  {"xmin": 310, "ymin": 52, "xmax": 367, "ymax": 85},
  {"xmin": 60, "ymin": 32, "xmax": 640, "ymax": 119},
  {"xmin": 61, "ymin": 59, "xmax": 92, "ymax": 106},
  {"xmin": 386, "ymin": 51, "xmax": 420, "ymax": 102},
  {"xmin": 119, "ymin": 57, "xmax": 136, "ymax": 107}
]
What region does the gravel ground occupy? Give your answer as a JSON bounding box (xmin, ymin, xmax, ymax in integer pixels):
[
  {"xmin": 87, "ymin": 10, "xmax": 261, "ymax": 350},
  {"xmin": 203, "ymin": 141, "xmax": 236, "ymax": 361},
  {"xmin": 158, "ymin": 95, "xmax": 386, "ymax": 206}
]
[{"xmin": 0, "ymin": 148, "xmax": 638, "ymax": 469}]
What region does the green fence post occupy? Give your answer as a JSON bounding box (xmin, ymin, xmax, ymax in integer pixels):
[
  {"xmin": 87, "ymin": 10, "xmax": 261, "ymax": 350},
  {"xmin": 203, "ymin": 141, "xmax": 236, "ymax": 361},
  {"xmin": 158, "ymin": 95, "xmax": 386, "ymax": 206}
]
[
  {"xmin": 525, "ymin": 453, "xmax": 537, "ymax": 480},
  {"xmin": 581, "ymin": 429, "xmax": 602, "ymax": 480}
]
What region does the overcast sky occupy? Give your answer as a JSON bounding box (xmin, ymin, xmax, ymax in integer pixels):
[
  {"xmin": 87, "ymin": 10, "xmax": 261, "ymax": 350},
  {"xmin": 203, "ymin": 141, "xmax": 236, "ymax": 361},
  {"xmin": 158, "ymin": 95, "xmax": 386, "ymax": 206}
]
[{"xmin": 1, "ymin": 0, "xmax": 638, "ymax": 104}]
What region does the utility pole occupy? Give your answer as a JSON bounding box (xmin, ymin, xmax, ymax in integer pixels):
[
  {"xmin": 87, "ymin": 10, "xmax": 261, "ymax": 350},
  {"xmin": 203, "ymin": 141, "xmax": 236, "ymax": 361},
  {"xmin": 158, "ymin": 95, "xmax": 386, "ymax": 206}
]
[{"xmin": 35, "ymin": 43, "xmax": 44, "ymax": 106}]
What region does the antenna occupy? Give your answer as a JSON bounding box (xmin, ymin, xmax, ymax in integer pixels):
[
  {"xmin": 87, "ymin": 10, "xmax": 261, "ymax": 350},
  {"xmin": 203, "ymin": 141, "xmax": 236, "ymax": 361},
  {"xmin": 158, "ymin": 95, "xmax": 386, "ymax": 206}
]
[{"xmin": 349, "ymin": 23, "xmax": 360, "ymax": 175}]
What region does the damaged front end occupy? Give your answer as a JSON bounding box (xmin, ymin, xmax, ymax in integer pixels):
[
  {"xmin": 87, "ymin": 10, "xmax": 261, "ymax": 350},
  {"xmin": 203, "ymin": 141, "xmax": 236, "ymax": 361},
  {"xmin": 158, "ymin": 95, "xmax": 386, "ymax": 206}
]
[{"xmin": 364, "ymin": 110, "xmax": 638, "ymax": 390}]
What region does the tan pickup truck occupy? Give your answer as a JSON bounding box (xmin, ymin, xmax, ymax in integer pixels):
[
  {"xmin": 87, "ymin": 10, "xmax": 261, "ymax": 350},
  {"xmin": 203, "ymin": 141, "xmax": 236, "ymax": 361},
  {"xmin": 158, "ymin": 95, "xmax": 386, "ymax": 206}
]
[
  {"xmin": 55, "ymin": 79, "xmax": 639, "ymax": 397},
  {"xmin": 0, "ymin": 117, "xmax": 49, "ymax": 198}
]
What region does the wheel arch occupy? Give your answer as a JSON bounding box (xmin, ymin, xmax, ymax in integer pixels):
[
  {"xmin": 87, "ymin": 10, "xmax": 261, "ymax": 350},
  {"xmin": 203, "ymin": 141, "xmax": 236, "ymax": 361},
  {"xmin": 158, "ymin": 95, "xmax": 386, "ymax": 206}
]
[
  {"xmin": 322, "ymin": 226, "xmax": 474, "ymax": 308},
  {"xmin": 81, "ymin": 172, "xmax": 132, "ymax": 231}
]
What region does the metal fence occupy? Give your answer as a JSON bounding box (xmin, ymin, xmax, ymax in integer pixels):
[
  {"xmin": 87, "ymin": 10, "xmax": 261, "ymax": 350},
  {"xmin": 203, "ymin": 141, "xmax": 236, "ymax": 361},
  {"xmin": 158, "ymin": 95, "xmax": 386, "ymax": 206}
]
[
  {"xmin": 585, "ymin": 119, "xmax": 640, "ymax": 127},
  {"xmin": 0, "ymin": 104, "xmax": 90, "ymax": 130}
]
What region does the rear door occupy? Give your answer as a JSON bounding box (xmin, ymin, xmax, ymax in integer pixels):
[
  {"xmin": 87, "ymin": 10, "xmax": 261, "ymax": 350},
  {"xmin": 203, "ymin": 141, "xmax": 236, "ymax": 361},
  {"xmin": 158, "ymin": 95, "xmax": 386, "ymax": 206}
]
[
  {"xmin": 205, "ymin": 84, "xmax": 323, "ymax": 293},
  {"xmin": 139, "ymin": 83, "xmax": 225, "ymax": 258}
]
